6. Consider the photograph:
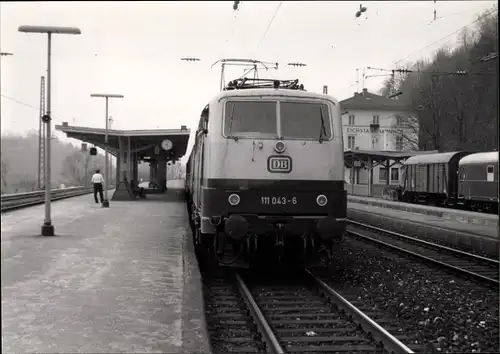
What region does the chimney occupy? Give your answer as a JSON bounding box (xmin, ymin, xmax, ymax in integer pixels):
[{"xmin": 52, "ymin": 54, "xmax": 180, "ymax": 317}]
[
  {"xmin": 354, "ymin": 92, "xmax": 358, "ymax": 96},
  {"xmin": 362, "ymin": 88, "xmax": 368, "ymax": 94}
]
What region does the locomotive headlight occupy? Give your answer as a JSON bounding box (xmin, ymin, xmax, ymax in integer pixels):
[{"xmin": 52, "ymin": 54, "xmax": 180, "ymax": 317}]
[
  {"xmin": 274, "ymin": 140, "xmax": 286, "ymax": 153},
  {"xmin": 316, "ymin": 194, "xmax": 328, "ymax": 207},
  {"xmin": 228, "ymin": 193, "xmax": 240, "ymax": 206}
]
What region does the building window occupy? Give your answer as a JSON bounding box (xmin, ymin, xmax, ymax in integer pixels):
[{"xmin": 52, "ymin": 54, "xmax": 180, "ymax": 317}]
[
  {"xmin": 348, "ymin": 114, "xmax": 355, "ymax": 125},
  {"xmin": 396, "ymin": 136, "xmax": 403, "ymax": 151},
  {"xmin": 348, "ymin": 135, "xmax": 356, "ymax": 150},
  {"xmin": 395, "ymin": 115, "xmax": 403, "ymax": 126},
  {"xmin": 373, "ymin": 115, "xmax": 379, "ymax": 124},
  {"xmin": 379, "ymin": 167, "xmax": 387, "ymax": 182},
  {"xmin": 391, "ymin": 167, "xmax": 399, "ymax": 182},
  {"xmin": 371, "ymin": 137, "xmax": 378, "ymax": 149}
]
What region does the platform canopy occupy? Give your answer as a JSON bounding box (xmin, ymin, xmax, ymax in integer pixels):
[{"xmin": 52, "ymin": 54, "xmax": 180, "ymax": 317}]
[
  {"xmin": 55, "ymin": 123, "xmax": 191, "ymax": 161},
  {"xmin": 344, "ymin": 149, "xmax": 438, "ymax": 168}
]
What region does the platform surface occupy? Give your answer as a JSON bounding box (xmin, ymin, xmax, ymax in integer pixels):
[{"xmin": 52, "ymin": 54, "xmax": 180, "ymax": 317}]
[
  {"xmin": 1, "ymin": 180, "xmax": 210, "ymax": 354},
  {"xmin": 348, "ymin": 195, "xmax": 498, "ymax": 227},
  {"xmin": 348, "ymin": 201, "xmax": 498, "ymax": 239}
]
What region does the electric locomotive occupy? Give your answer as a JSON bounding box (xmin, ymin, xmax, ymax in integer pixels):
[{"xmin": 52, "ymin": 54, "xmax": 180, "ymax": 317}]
[{"xmin": 186, "ymin": 78, "xmax": 346, "ymax": 268}]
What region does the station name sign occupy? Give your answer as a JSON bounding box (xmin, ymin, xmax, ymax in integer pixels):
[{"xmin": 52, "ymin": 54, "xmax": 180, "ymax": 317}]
[{"xmin": 345, "ymin": 127, "xmax": 398, "ymax": 134}]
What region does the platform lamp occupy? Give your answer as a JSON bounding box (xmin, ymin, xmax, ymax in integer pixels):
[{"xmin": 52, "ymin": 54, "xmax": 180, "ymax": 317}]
[
  {"xmin": 90, "ymin": 93, "xmax": 124, "ymax": 207},
  {"xmin": 18, "ymin": 25, "xmax": 81, "ymax": 237}
]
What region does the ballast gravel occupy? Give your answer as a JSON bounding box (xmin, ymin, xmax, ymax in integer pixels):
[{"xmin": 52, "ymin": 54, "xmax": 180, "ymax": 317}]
[{"xmin": 318, "ymin": 238, "xmax": 499, "ymax": 353}]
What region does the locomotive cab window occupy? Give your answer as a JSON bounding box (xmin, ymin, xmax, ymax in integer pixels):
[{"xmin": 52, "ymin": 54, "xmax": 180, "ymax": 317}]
[
  {"xmin": 280, "ymin": 102, "xmax": 332, "ymax": 140},
  {"xmin": 198, "ymin": 105, "xmax": 209, "ymax": 133},
  {"xmin": 224, "ymin": 100, "xmax": 277, "ymax": 137},
  {"xmin": 487, "ymin": 165, "xmax": 494, "ymax": 182}
]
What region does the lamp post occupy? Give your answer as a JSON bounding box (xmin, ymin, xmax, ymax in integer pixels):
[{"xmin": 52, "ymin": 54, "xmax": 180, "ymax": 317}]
[
  {"xmin": 90, "ymin": 93, "xmax": 124, "ymax": 207},
  {"xmin": 108, "ymin": 116, "xmax": 113, "ymax": 189},
  {"xmin": 18, "ymin": 25, "xmax": 81, "ymax": 237}
]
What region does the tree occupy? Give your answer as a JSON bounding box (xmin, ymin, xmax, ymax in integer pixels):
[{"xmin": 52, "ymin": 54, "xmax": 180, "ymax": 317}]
[
  {"xmin": 167, "ymin": 162, "xmax": 185, "ymax": 180},
  {"xmin": 61, "ymin": 151, "xmax": 92, "ymax": 186},
  {"xmin": 380, "ymin": 8, "xmax": 498, "ymax": 152}
]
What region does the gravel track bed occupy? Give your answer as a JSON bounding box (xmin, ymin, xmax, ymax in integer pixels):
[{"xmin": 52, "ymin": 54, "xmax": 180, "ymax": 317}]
[
  {"xmin": 202, "ymin": 270, "xmax": 265, "ymax": 353},
  {"xmin": 315, "ymin": 238, "xmax": 499, "ymax": 353},
  {"xmin": 347, "ymin": 223, "xmax": 499, "ymax": 285}
]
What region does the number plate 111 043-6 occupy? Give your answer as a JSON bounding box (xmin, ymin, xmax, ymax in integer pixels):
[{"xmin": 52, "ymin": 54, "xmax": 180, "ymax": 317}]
[{"xmin": 261, "ymin": 196, "xmax": 297, "ymax": 205}]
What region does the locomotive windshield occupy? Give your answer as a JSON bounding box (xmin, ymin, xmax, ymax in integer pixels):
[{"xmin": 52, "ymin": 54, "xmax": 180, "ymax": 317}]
[
  {"xmin": 224, "ymin": 101, "xmax": 277, "ymax": 137},
  {"xmin": 223, "ymin": 100, "xmax": 333, "ymax": 140},
  {"xmin": 280, "ymin": 102, "xmax": 332, "ymax": 140}
]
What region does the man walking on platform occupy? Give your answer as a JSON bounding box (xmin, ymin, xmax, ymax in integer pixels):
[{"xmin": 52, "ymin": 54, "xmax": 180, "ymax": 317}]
[{"xmin": 91, "ymin": 169, "xmax": 105, "ymax": 204}]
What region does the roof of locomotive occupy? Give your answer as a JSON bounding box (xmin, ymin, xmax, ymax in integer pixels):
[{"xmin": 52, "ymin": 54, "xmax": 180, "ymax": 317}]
[
  {"xmin": 210, "ymin": 88, "xmax": 340, "ymax": 106},
  {"xmin": 459, "ymin": 151, "xmax": 498, "ymax": 166}
]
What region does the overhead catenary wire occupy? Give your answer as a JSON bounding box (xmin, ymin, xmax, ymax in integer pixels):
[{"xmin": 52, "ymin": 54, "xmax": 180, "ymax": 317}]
[
  {"xmin": 1, "ymin": 94, "xmax": 79, "ymax": 137},
  {"xmin": 366, "ymin": 67, "xmax": 495, "ymax": 76},
  {"xmin": 255, "ymin": 1, "xmax": 283, "ymax": 51},
  {"xmin": 394, "ymin": 7, "xmax": 498, "ymax": 66},
  {"xmin": 1, "ymin": 94, "xmax": 39, "ymax": 110}
]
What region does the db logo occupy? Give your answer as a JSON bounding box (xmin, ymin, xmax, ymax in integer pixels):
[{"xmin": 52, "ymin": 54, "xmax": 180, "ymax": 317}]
[{"xmin": 267, "ymin": 156, "xmax": 292, "ymax": 173}]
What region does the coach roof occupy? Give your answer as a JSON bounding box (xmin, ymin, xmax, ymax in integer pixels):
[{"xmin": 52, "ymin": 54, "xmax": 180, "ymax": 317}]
[{"xmin": 459, "ymin": 151, "xmax": 498, "ymax": 166}]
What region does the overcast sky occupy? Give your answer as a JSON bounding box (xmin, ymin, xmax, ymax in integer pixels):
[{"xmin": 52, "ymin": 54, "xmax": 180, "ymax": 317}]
[{"xmin": 1, "ymin": 1, "xmax": 496, "ymax": 150}]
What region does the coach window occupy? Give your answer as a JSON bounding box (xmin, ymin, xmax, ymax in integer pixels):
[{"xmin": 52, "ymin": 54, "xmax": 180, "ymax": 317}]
[
  {"xmin": 280, "ymin": 102, "xmax": 332, "ymax": 140},
  {"xmin": 487, "ymin": 165, "xmax": 494, "ymax": 182},
  {"xmin": 224, "ymin": 101, "xmax": 277, "ymax": 137}
]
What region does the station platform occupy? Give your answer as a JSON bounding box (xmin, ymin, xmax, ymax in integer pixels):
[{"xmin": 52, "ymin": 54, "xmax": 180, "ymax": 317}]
[
  {"xmin": 1, "ymin": 180, "xmax": 210, "ymax": 354},
  {"xmin": 348, "ymin": 201, "xmax": 498, "ymax": 258},
  {"xmin": 348, "ymin": 195, "xmax": 498, "ymax": 228}
]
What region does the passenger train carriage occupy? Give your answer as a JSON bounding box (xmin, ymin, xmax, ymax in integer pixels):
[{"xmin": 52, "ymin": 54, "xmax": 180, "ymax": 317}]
[
  {"xmin": 399, "ymin": 150, "xmax": 498, "ymax": 213},
  {"xmin": 458, "ymin": 151, "xmax": 498, "ymax": 212},
  {"xmin": 185, "ymin": 78, "xmax": 346, "ymax": 268}
]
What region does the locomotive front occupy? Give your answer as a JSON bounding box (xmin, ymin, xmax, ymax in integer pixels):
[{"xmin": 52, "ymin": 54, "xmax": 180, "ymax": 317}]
[{"xmin": 197, "ymin": 87, "xmax": 346, "ymax": 268}]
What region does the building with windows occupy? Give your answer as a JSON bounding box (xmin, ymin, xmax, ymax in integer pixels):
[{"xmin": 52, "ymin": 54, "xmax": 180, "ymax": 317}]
[{"xmin": 340, "ymin": 88, "xmax": 418, "ymax": 186}]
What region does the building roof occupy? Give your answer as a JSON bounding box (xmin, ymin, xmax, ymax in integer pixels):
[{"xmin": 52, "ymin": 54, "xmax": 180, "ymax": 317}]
[
  {"xmin": 55, "ymin": 123, "xmax": 191, "ymax": 161},
  {"xmin": 340, "ymin": 88, "xmax": 411, "ymax": 111}
]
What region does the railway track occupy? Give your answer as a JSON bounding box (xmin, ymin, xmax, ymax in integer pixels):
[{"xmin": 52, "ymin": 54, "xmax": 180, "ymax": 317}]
[
  {"xmin": 346, "ymin": 220, "xmax": 499, "ymax": 288},
  {"xmin": 1, "ymin": 186, "xmax": 114, "ymax": 212},
  {"xmin": 203, "ymin": 268, "xmax": 425, "ymax": 353}
]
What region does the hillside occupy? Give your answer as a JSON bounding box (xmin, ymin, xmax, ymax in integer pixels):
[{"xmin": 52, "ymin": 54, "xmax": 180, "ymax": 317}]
[{"xmin": 1, "ymin": 132, "xmax": 111, "ymax": 194}]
